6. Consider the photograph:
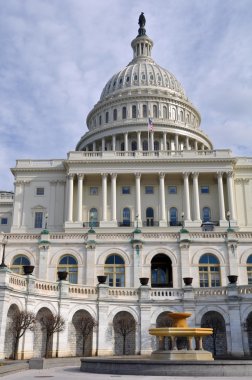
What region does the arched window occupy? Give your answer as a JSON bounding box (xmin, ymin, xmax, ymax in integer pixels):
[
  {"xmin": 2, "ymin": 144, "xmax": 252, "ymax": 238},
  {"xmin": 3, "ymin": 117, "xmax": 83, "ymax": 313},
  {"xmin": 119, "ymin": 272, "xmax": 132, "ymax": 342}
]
[
  {"xmin": 131, "ymin": 140, "xmax": 137, "ymax": 151},
  {"xmin": 202, "ymin": 207, "xmax": 211, "ymax": 222},
  {"xmin": 199, "ymin": 254, "xmax": 220, "ymax": 287},
  {"xmin": 132, "ymin": 105, "xmax": 137, "ymax": 118},
  {"xmin": 169, "ymin": 207, "xmax": 178, "ymax": 226},
  {"xmin": 154, "ymin": 140, "xmax": 159, "ymax": 151},
  {"xmin": 146, "ymin": 207, "xmax": 154, "ymax": 226},
  {"xmin": 89, "ymin": 207, "xmax": 98, "ymax": 227},
  {"xmin": 58, "ymin": 255, "xmax": 78, "ymax": 284},
  {"xmin": 99, "ymin": 115, "xmax": 102, "ymax": 125},
  {"xmin": 171, "ymin": 107, "xmax": 176, "ymax": 120},
  {"xmin": 122, "ymin": 107, "xmax": 127, "ymax": 119},
  {"xmin": 113, "ymin": 109, "xmax": 117, "ymax": 121},
  {"xmin": 247, "ymin": 255, "xmax": 252, "ymax": 284},
  {"xmin": 105, "ymin": 111, "xmax": 109, "ymax": 123},
  {"xmin": 104, "ymin": 254, "xmax": 125, "ymax": 287},
  {"xmin": 163, "ymin": 106, "xmax": 167, "ymax": 119},
  {"xmin": 151, "ymin": 254, "xmax": 173, "ymax": 288},
  {"xmin": 10, "ymin": 255, "xmax": 30, "ymax": 274},
  {"xmin": 122, "ymin": 207, "xmax": 131, "ymax": 226},
  {"xmin": 153, "ymin": 105, "xmax": 158, "ymax": 118},
  {"xmin": 143, "ymin": 105, "xmax": 147, "ymax": 118},
  {"xmin": 180, "ymin": 110, "xmax": 184, "ymax": 121},
  {"xmin": 143, "ymin": 140, "xmax": 148, "ymax": 151}
]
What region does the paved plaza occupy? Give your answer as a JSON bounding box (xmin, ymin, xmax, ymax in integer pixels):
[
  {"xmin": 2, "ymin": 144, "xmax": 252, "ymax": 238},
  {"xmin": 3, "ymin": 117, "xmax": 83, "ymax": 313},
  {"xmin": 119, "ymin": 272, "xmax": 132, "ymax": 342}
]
[{"xmin": 3, "ymin": 366, "xmax": 252, "ymax": 380}]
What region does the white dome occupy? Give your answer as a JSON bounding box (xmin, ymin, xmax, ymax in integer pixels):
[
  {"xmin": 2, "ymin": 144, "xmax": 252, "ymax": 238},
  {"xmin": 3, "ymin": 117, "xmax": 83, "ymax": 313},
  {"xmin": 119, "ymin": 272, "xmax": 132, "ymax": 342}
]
[{"xmin": 100, "ymin": 60, "xmax": 186, "ymax": 101}]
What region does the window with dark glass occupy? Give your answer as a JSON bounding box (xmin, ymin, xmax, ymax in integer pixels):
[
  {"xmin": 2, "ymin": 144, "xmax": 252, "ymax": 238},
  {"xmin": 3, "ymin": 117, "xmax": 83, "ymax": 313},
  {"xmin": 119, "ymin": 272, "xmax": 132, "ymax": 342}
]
[
  {"xmin": 34, "ymin": 212, "xmax": 43, "ymax": 228},
  {"xmin": 131, "ymin": 141, "xmax": 137, "ymax": 151},
  {"xmin": 151, "ymin": 254, "xmax": 173, "ymax": 287},
  {"xmin": 90, "ymin": 187, "xmax": 98, "ymax": 195},
  {"xmin": 168, "ymin": 186, "xmax": 177, "ymax": 194},
  {"xmin": 105, "ymin": 111, "xmax": 109, "ymax": 123},
  {"xmin": 153, "ymin": 105, "xmax": 158, "ymax": 118},
  {"xmin": 104, "ymin": 254, "xmax": 125, "ymax": 287},
  {"xmin": 132, "ymin": 105, "xmax": 137, "ymax": 118},
  {"xmin": 145, "ymin": 186, "xmax": 154, "ymax": 194},
  {"xmin": 89, "ymin": 207, "xmax": 98, "ymax": 227},
  {"xmin": 247, "ymin": 255, "xmax": 252, "ymax": 284},
  {"xmin": 58, "ymin": 255, "xmax": 78, "ymax": 284},
  {"xmin": 169, "ymin": 207, "xmax": 178, "ymax": 226},
  {"xmin": 146, "ymin": 207, "xmax": 154, "ymax": 226},
  {"xmin": 1, "ymin": 218, "xmax": 8, "ymax": 225},
  {"xmin": 202, "ymin": 207, "xmax": 211, "ymax": 222},
  {"xmin": 11, "ymin": 255, "xmax": 31, "ymax": 274},
  {"xmin": 201, "ymin": 186, "xmax": 209, "ymax": 194},
  {"xmin": 143, "ymin": 140, "xmax": 148, "ymax": 151},
  {"xmin": 113, "ymin": 109, "xmax": 117, "ymax": 121},
  {"xmin": 154, "ymin": 140, "xmax": 159, "ymax": 151},
  {"xmin": 122, "ymin": 186, "xmax": 130, "ymax": 194},
  {"xmin": 143, "ymin": 104, "xmax": 147, "ymax": 118},
  {"xmin": 99, "ymin": 115, "xmax": 102, "ymax": 125},
  {"xmin": 199, "ymin": 254, "xmax": 220, "ymax": 287},
  {"xmin": 122, "ymin": 207, "xmax": 131, "ymax": 226},
  {"xmin": 36, "ymin": 187, "xmax": 44, "ymax": 196},
  {"xmin": 122, "ymin": 107, "xmax": 127, "ymax": 119}
]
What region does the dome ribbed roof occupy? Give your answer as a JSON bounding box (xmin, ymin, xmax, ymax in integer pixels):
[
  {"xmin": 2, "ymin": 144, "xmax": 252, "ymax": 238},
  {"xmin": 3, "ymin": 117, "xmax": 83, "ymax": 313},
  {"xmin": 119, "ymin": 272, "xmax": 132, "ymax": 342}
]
[{"xmin": 100, "ymin": 61, "xmax": 186, "ymax": 100}]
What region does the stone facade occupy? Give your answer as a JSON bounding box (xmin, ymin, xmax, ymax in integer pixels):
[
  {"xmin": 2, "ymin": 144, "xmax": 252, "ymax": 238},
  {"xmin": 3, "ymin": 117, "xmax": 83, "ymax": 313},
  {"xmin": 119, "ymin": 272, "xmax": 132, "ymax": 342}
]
[{"xmin": 1, "ymin": 16, "xmax": 252, "ymax": 359}]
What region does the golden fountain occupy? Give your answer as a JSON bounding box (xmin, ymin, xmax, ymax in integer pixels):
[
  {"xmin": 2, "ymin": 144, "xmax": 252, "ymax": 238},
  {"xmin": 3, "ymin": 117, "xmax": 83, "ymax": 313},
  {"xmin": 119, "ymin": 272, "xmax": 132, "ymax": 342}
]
[{"xmin": 149, "ymin": 312, "xmax": 213, "ymax": 361}]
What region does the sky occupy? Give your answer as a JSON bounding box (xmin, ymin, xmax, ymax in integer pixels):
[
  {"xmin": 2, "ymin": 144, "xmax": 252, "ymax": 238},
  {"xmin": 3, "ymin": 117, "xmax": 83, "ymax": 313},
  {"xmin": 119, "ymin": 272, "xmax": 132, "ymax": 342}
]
[{"xmin": 1, "ymin": 0, "xmax": 252, "ymax": 191}]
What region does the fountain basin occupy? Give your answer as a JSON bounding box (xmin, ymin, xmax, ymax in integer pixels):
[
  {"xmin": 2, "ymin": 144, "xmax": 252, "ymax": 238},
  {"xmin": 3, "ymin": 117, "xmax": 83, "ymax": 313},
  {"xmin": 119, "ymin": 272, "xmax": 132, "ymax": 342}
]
[{"xmin": 149, "ymin": 327, "xmax": 213, "ymax": 338}]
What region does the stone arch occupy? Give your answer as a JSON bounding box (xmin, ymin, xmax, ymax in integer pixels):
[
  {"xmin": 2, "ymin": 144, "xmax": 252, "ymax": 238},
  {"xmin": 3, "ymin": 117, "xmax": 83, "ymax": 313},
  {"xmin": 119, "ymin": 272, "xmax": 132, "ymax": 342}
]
[
  {"xmin": 113, "ymin": 311, "xmax": 136, "ymax": 355},
  {"xmin": 33, "ymin": 307, "xmax": 54, "ymax": 358},
  {"xmin": 5, "ymin": 248, "xmax": 35, "ymax": 267},
  {"xmin": 201, "ymin": 310, "xmax": 227, "ymax": 357},
  {"xmin": 70, "ymin": 309, "xmax": 95, "ymax": 357},
  {"xmin": 196, "ymin": 305, "xmax": 230, "ymax": 326},
  {"xmin": 151, "ymin": 253, "xmax": 173, "ymax": 287},
  {"xmin": 239, "ymin": 248, "xmax": 252, "ymax": 265},
  {"xmin": 150, "ymin": 306, "xmax": 181, "ymax": 325},
  {"xmin": 49, "ymin": 248, "xmax": 83, "ymax": 267},
  {"xmin": 4, "ymin": 304, "xmax": 20, "ymax": 359},
  {"xmin": 96, "ymin": 248, "xmax": 130, "ymax": 266},
  {"xmin": 144, "ymin": 247, "xmax": 178, "ymax": 266},
  {"xmin": 191, "ymin": 247, "xmax": 225, "ymax": 265}
]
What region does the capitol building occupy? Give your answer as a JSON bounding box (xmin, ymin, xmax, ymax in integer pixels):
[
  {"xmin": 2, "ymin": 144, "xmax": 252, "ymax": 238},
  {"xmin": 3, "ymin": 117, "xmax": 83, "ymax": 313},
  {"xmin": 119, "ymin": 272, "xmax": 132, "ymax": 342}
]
[{"xmin": 1, "ymin": 15, "xmax": 252, "ymax": 359}]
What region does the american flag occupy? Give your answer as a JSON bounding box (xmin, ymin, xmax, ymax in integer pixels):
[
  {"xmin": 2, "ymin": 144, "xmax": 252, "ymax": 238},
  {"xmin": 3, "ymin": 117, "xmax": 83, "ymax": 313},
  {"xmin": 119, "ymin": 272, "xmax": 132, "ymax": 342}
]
[{"xmin": 148, "ymin": 118, "xmax": 153, "ymax": 131}]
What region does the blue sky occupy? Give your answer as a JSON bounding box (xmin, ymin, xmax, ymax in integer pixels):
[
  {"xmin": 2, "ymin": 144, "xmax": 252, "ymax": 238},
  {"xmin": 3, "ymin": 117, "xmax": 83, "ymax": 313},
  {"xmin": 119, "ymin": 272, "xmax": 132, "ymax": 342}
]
[{"xmin": 1, "ymin": 0, "xmax": 252, "ymax": 190}]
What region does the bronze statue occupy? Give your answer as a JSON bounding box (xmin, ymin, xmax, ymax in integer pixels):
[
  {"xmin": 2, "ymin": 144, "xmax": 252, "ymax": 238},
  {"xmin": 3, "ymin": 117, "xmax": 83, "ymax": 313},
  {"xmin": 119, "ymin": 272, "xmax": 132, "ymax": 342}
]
[{"xmin": 138, "ymin": 12, "xmax": 146, "ymax": 28}]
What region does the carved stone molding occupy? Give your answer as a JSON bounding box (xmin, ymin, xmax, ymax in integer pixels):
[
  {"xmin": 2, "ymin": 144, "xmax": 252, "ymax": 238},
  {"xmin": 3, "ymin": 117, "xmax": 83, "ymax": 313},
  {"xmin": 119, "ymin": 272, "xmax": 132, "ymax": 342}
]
[{"xmin": 192, "ymin": 172, "xmax": 199, "ymax": 178}]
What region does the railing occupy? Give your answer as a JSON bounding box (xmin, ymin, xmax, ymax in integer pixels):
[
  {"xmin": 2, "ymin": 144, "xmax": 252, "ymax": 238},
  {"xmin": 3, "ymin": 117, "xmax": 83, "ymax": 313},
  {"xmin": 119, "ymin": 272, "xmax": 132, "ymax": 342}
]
[
  {"xmin": 108, "ymin": 288, "xmax": 138, "ymax": 298},
  {"xmin": 151, "ymin": 288, "xmax": 183, "ymax": 300},
  {"xmin": 194, "ymin": 287, "xmax": 228, "ymax": 297},
  {"xmin": 35, "ymin": 279, "xmax": 59, "ymax": 294},
  {"xmin": 69, "ymin": 285, "xmax": 97, "ymax": 297},
  {"xmin": 8, "ymin": 273, "xmax": 27, "ymax": 290},
  {"xmin": 0, "ymin": 193, "xmax": 14, "ymax": 200},
  {"xmin": 118, "ymin": 222, "xmax": 134, "ymax": 227}
]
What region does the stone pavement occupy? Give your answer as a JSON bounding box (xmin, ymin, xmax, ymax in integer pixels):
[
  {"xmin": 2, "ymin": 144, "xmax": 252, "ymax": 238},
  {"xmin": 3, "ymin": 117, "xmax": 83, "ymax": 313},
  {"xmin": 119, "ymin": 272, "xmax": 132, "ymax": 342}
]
[{"xmin": 3, "ymin": 366, "xmax": 252, "ymax": 380}]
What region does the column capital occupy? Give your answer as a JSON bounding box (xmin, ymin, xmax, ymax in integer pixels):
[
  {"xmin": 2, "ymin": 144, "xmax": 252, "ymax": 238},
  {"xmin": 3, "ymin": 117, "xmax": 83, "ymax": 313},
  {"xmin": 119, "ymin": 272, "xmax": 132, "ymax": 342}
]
[
  {"xmin": 183, "ymin": 172, "xmax": 190, "ymax": 178},
  {"xmin": 135, "ymin": 172, "xmax": 141, "ymax": 178},
  {"xmin": 227, "ymin": 171, "xmax": 234, "ymax": 178},
  {"xmin": 67, "ymin": 173, "xmax": 75, "ymax": 179},
  {"xmin": 217, "ymin": 171, "xmax": 224, "ymax": 178},
  {"xmin": 101, "ymin": 173, "xmax": 108, "ymax": 178},
  {"xmin": 192, "ymin": 172, "xmax": 199, "ymax": 178},
  {"xmin": 110, "ymin": 173, "xmax": 117, "ymax": 179},
  {"xmin": 159, "ymin": 172, "xmax": 165, "ymax": 179},
  {"xmin": 77, "ymin": 173, "xmax": 84, "ymax": 179}
]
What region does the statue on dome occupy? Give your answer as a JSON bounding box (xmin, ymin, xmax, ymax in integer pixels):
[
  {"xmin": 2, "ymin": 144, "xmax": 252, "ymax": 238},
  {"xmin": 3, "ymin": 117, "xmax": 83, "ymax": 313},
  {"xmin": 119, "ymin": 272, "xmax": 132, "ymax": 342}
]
[
  {"xmin": 138, "ymin": 12, "xmax": 146, "ymax": 28},
  {"xmin": 138, "ymin": 12, "xmax": 146, "ymax": 36}
]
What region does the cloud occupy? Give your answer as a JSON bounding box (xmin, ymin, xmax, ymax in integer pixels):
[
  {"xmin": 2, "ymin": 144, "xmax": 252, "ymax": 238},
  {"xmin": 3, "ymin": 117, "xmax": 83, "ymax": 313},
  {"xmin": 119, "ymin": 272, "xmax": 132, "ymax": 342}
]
[{"xmin": 0, "ymin": 0, "xmax": 252, "ymax": 190}]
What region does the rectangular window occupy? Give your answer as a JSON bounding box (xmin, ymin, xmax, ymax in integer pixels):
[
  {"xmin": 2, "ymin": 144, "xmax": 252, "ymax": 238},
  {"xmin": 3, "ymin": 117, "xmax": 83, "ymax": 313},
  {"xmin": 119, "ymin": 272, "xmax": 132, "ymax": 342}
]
[
  {"xmin": 1, "ymin": 218, "xmax": 8, "ymax": 225},
  {"xmin": 168, "ymin": 186, "xmax": 177, "ymax": 194},
  {"xmin": 36, "ymin": 187, "xmax": 44, "ymax": 196},
  {"xmin": 201, "ymin": 186, "xmax": 209, "ymax": 194},
  {"xmin": 122, "ymin": 186, "xmax": 130, "ymax": 194},
  {"xmin": 145, "ymin": 186, "xmax": 154, "ymax": 194},
  {"xmin": 34, "ymin": 212, "xmax": 43, "ymax": 228},
  {"xmin": 90, "ymin": 187, "xmax": 98, "ymax": 195}
]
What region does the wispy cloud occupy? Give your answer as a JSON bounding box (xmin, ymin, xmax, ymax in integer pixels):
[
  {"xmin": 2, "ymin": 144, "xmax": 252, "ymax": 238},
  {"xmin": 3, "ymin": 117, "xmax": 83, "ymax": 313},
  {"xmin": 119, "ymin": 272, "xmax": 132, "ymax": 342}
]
[{"xmin": 0, "ymin": 0, "xmax": 252, "ymax": 190}]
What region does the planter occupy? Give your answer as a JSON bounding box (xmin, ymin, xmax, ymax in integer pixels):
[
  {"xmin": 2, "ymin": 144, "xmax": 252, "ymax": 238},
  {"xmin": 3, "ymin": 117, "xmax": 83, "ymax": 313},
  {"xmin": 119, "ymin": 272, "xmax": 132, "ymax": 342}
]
[
  {"xmin": 228, "ymin": 275, "xmax": 238, "ymax": 284},
  {"xmin": 23, "ymin": 265, "xmax": 35, "ymax": 275},
  {"xmin": 57, "ymin": 271, "xmax": 68, "ymax": 281},
  {"xmin": 97, "ymin": 275, "xmax": 107, "ymax": 284},
  {"xmin": 139, "ymin": 277, "xmax": 149, "ymax": 286},
  {"xmin": 183, "ymin": 277, "xmax": 193, "ymax": 286}
]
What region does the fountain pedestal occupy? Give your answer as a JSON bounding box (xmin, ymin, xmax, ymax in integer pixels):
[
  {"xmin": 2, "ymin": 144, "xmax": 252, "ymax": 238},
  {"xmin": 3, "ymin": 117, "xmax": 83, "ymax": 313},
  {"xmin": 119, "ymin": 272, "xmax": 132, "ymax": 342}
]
[{"xmin": 149, "ymin": 312, "xmax": 213, "ymax": 361}]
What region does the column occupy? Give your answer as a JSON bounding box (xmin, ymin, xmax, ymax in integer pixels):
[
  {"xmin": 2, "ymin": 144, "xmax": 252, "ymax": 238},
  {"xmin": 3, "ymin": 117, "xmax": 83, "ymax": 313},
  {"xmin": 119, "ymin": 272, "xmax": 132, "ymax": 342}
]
[
  {"xmin": 137, "ymin": 131, "xmax": 142, "ymax": 151},
  {"xmin": 92, "ymin": 141, "xmax": 96, "ymax": 151},
  {"xmin": 102, "ymin": 173, "xmax": 108, "ymax": 221},
  {"xmin": 192, "ymin": 172, "xmax": 201, "ymax": 221},
  {"xmin": 135, "ymin": 173, "xmax": 142, "ymax": 224},
  {"xmin": 112, "ymin": 135, "xmax": 116, "ymax": 151},
  {"xmin": 159, "ymin": 173, "xmax": 166, "ymax": 226},
  {"xmin": 227, "ymin": 172, "xmax": 236, "ymax": 220},
  {"xmin": 163, "ymin": 132, "xmax": 167, "ymax": 151},
  {"xmin": 67, "ymin": 174, "xmax": 74, "ymax": 222},
  {"xmin": 217, "ymin": 172, "xmax": 226, "ymax": 222},
  {"xmin": 183, "ymin": 172, "xmax": 191, "ymax": 221},
  {"xmin": 186, "ymin": 136, "xmax": 189, "ymax": 150},
  {"xmin": 194, "ymin": 140, "xmax": 198, "ymax": 150},
  {"xmin": 150, "ymin": 131, "xmax": 154, "ymax": 151},
  {"xmin": 77, "ymin": 174, "xmax": 84, "ymax": 222},
  {"xmin": 102, "ymin": 138, "xmax": 105, "ymax": 151},
  {"xmin": 124, "ymin": 132, "xmax": 128, "ymax": 151},
  {"xmin": 175, "ymin": 134, "xmax": 179, "ymax": 151},
  {"xmin": 111, "ymin": 173, "xmax": 117, "ymax": 222}
]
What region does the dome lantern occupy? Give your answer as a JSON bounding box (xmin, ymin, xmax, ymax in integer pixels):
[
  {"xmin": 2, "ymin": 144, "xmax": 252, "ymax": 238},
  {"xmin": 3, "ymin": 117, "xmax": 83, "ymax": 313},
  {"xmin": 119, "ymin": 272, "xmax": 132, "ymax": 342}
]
[{"xmin": 131, "ymin": 13, "xmax": 153, "ymax": 63}]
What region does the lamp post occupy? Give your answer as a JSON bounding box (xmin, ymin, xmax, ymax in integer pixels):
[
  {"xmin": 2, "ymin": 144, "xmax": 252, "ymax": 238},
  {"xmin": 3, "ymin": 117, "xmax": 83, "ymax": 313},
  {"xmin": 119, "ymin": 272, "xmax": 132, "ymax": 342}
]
[
  {"xmin": 181, "ymin": 211, "xmax": 185, "ymax": 229},
  {"xmin": 45, "ymin": 213, "xmax": 48, "ymax": 229},
  {"xmin": 0, "ymin": 235, "xmax": 8, "ymax": 268},
  {"xmin": 227, "ymin": 211, "xmax": 231, "ymax": 228},
  {"xmin": 136, "ymin": 215, "xmax": 139, "ymax": 229}
]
